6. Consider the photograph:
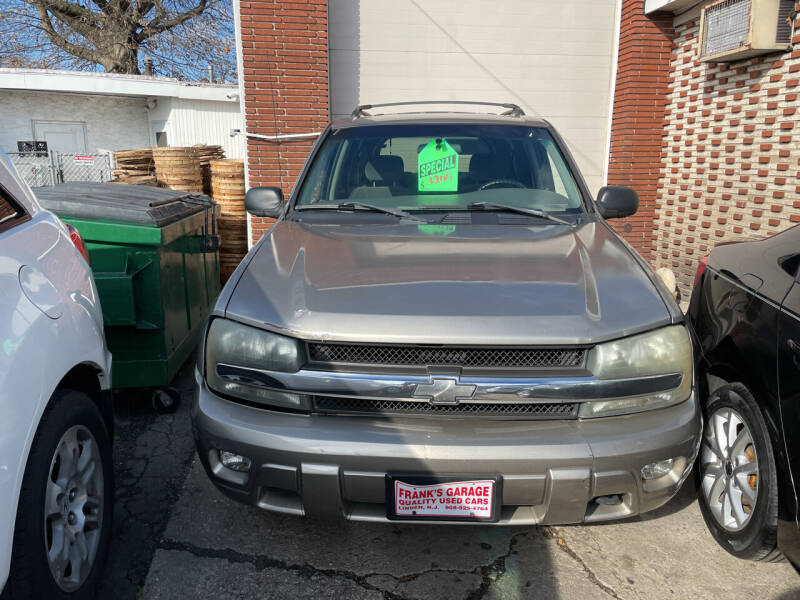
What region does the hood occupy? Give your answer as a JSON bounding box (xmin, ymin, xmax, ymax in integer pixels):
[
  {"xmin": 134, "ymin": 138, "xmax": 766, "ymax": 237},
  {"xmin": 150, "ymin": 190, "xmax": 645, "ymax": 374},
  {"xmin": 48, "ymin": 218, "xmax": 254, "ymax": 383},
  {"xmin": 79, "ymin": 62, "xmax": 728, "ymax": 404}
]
[{"xmin": 225, "ymin": 219, "xmax": 671, "ymax": 345}]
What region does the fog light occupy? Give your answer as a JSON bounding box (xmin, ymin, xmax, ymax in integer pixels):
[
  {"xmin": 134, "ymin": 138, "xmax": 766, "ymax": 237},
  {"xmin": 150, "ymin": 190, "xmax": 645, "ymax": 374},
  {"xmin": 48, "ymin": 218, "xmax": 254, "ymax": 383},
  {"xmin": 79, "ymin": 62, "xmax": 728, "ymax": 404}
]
[
  {"xmin": 593, "ymin": 494, "xmax": 624, "ymax": 506},
  {"xmin": 641, "ymin": 458, "xmax": 674, "ymax": 480},
  {"xmin": 219, "ymin": 450, "xmax": 252, "ymax": 473}
]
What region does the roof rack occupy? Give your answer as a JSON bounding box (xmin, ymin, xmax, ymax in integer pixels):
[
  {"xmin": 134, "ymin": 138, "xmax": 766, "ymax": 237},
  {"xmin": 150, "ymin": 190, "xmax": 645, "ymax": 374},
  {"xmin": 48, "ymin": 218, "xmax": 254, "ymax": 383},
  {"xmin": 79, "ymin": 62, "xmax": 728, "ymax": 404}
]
[{"xmin": 351, "ymin": 101, "xmax": 525, "ymax": 119}]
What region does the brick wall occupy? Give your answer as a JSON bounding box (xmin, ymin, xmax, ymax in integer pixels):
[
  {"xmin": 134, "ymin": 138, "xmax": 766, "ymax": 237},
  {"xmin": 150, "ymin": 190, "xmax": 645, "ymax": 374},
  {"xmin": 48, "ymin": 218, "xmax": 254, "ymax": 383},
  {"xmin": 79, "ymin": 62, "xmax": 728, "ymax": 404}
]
[
  {"xmin": 239, "ymin": 0, "xmax": 329, "ymax": 244},
  {"xmin": 653, "ymin": 6, "xmax": 800, "ymax": 298},
  {"xmin": 607, "ymin": 0, "xmax": 674, "ymax": 258}
]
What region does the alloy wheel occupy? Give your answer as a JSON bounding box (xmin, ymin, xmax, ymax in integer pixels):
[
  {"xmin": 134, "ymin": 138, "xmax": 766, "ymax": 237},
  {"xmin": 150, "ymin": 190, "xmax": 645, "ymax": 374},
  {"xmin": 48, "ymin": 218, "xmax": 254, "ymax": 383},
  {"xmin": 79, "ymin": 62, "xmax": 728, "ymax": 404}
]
[
  {"xmin": 44, "ymin": 424, "xmax": 105, "ymax": 591},
  {"xmin": 700, "ymin": 407, "xmax": 759, "ymax": 532}
]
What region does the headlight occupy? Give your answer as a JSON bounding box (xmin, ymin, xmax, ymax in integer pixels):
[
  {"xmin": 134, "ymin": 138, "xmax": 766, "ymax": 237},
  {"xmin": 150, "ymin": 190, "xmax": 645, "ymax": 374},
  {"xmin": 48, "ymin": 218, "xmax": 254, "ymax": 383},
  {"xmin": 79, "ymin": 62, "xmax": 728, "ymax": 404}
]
[
  {"xmin": 580, "ymin": 325, "xmax": 692, "ymax": 418},
  {"xmin": 205, "ymin": 318, "xmax": 310, "ymax": 411}
]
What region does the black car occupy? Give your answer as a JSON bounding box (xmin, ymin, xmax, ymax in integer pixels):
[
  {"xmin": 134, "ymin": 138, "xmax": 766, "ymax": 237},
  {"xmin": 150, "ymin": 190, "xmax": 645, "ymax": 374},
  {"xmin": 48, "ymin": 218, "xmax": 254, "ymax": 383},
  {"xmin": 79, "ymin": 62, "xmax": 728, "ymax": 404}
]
[{"xmin": 688, "ymin": 224, "xmax": 800, "ymax": 565}]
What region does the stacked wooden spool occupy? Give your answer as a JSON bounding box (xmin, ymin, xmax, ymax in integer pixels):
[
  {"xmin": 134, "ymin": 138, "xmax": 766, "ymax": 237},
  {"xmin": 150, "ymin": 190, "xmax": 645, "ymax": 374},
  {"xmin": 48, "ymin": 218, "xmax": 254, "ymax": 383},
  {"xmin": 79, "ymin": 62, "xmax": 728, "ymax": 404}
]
[
  {"xmin": 152, "ymin": 147, "xmax": 203, "ymax": 193},
  {"xmin": 112, "ymin": 148, "xmax": 157, "ymax": 185},
  {"xmin": 210, "ymin": 159, "xmax": 248, "ymax": 283},
  {"xmin": 193, "ymin": 145, "xmax": 226, "ymax": 196}
]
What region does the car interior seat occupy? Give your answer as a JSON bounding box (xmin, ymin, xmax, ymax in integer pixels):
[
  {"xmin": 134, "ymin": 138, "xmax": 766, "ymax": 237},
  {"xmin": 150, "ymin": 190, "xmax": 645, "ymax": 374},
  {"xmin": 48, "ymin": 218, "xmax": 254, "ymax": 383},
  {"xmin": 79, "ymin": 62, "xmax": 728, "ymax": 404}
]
[{"xmin": 349, "ymin": 155, "xmax": 407, "ymax": 199}]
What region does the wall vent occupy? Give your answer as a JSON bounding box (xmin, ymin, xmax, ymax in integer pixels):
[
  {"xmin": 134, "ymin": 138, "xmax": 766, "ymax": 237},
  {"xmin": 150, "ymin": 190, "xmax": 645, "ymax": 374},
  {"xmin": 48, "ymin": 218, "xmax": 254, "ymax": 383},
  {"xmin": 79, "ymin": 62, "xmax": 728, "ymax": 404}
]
[
  {"xmin": 699, "ymin": 0, "xmax": 793, "ymax": 62},
  {"xmin": 776, "ymin": 0, "xmax": 794, "ymax": 44}
]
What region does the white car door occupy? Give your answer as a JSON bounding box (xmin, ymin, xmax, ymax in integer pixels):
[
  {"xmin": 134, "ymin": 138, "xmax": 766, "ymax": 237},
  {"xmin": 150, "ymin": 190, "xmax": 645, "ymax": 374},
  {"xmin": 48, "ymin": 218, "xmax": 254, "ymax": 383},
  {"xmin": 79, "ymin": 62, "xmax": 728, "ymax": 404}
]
[
  {"xmin": 0, "ymin": 162, "xmax": 110, "ymax": 591},
  {"xmin": 0, "ymin": 176, "xmax": 52, "ymax": 588}
]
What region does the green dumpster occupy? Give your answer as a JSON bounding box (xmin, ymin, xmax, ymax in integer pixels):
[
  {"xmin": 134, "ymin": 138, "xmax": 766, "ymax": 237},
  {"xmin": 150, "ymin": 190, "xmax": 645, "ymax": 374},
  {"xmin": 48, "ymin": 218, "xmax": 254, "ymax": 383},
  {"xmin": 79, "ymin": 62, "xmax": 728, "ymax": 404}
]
[{"xmin": 34, "ymin": 182, "xmax": 220, "ymax": 396}]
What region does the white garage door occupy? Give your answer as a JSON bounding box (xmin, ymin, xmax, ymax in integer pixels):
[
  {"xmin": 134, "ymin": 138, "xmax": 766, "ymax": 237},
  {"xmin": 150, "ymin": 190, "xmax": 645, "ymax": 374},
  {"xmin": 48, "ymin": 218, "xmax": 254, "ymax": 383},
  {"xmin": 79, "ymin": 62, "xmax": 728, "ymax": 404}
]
[{"xmin": 329, "ymin": 0, "xmax": 619, "ymax": 194}]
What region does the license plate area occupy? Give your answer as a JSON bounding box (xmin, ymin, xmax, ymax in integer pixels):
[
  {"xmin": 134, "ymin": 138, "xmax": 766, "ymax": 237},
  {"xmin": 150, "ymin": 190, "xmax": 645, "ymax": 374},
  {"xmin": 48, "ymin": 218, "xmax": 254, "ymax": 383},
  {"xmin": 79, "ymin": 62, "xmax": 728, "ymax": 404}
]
[{"xmin": 386, "ymin": 475, "xmax": 500, "ymax": 522}]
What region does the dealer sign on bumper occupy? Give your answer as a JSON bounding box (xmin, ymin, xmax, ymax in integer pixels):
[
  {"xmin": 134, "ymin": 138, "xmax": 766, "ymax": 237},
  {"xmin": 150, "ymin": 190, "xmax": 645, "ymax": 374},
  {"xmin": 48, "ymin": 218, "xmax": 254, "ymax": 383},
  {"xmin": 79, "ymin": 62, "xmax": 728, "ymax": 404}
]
[{"xmin": 394, "ymin": 480, "xmax": 495, "ymax": 519}]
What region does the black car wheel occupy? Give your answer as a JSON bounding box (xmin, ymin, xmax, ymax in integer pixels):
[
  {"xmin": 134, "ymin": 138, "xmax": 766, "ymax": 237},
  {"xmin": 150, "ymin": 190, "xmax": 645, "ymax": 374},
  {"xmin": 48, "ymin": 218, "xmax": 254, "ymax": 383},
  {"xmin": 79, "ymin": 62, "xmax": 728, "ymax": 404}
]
[
  {"xmin": 695, "ymin": 382, "xmax": 782, "ymax": 561},
  {"xmin": 6, "ymin": 390, "xmax": 114, "ymax": 599}
]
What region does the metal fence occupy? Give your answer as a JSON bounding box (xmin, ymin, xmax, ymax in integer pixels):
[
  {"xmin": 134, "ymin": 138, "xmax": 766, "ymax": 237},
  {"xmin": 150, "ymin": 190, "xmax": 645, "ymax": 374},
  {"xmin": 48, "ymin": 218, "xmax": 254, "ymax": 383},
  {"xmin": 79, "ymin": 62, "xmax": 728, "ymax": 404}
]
[
  {"xmin": 8, "ymin": 151, "xmax": 113, "ymax": 187},
  {"xmin": 8, "ymin": 152, "xmax": 55, "ymax": 187},
  {"xmin": 57, "ymin": 152, "xmax": 112, "ymax": 183}
]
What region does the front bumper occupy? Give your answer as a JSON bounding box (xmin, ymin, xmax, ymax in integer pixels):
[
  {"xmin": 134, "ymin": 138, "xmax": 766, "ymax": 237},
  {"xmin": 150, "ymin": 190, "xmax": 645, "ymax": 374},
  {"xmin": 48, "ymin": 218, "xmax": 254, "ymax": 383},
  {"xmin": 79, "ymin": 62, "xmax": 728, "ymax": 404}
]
[{"xmin": 192, "ymin": 371, "xmax": 701, "ymax": 525}]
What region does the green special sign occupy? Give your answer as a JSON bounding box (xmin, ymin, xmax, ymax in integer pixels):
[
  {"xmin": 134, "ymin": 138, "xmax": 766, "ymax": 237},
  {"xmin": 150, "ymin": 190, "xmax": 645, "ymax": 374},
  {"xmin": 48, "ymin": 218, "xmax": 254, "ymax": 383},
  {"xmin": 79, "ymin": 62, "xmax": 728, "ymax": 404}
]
[
  {"xmin": 417, "ymin": 224, "xmax": 457, "ymax": 236},
  {"xmin": 418, "ymin": 138, "xmax": 459, "ymax": 192}
]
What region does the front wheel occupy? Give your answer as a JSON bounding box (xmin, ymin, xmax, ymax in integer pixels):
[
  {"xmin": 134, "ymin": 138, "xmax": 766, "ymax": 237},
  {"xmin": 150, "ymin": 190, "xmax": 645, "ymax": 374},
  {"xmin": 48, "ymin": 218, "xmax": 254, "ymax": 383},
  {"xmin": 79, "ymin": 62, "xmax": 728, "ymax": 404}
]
[
  {"xmin": 6, "ymin": 390, "xmax": 114, "ymax": 599},
  {"xmin": 695, "ymin": 383, "xmax": 782, "ymax": 561}
]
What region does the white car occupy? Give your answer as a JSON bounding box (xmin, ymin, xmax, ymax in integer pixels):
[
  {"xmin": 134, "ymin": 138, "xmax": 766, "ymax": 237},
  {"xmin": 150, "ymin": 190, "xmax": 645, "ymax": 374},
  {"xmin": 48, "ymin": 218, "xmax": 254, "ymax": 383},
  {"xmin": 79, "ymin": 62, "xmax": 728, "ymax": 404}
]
[{"xmin": 0, "ymin": 155, "xmax": 113, "ymax": 599}]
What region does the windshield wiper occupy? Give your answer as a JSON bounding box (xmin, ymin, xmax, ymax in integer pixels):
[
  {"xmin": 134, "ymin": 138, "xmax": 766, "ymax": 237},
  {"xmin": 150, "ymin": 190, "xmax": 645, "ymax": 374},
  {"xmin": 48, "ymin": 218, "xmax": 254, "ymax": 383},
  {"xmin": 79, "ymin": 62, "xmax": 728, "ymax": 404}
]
[
  {"xmin": 466, "ymin": 202, "xmax": 573, "ymax": 227},
  {"xmin": 296, "ymin": 202, "xmax": 424, "ymax": 222}
]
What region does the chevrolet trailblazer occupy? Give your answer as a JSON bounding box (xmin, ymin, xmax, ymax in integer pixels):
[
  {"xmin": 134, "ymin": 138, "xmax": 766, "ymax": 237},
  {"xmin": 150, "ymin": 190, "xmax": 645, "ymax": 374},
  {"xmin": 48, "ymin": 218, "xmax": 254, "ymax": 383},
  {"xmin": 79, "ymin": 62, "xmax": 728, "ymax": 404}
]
[{"xmin": 192, "ymin": 101, "xmax": 700, "ymax": 525}]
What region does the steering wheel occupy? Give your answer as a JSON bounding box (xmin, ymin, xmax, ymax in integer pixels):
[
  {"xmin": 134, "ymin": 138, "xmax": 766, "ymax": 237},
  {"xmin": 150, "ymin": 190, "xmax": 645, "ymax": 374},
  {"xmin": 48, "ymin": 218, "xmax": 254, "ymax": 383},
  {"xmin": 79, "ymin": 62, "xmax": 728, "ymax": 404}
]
[{"xmin": 478, "ymin": 179, "xmax": 527, "ymax": 191}]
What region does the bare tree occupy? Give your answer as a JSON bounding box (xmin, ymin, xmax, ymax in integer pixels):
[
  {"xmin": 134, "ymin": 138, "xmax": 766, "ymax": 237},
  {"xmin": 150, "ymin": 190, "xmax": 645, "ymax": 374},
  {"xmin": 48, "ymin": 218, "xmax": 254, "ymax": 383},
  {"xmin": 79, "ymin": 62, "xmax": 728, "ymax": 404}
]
[{"xmin": 0, "ymin": 0, "xmax": 235, "ymax": 81}]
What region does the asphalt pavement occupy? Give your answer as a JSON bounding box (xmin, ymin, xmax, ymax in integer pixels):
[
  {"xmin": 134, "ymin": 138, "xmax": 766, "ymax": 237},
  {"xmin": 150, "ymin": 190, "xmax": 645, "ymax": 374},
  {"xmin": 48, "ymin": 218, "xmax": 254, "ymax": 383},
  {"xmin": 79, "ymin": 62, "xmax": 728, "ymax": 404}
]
[
  {"xmin": 104, "ymin": 362, "xmax": 800, "ymax": 600},
  {"xmin": 99, "ymin": 360, "xmax": 197, "ymax": 599}
]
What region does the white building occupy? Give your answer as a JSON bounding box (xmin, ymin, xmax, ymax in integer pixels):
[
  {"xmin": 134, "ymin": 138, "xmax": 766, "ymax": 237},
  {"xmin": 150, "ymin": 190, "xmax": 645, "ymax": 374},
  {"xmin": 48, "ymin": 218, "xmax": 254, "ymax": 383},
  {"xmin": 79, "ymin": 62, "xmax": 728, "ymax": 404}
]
[
  {"xmin": 327, "ymin": 0, "xmax": 619, "ymax": 194},
  {"xmin": 0, "ymin": 69, "xmax": 244, "ymax": 159}
]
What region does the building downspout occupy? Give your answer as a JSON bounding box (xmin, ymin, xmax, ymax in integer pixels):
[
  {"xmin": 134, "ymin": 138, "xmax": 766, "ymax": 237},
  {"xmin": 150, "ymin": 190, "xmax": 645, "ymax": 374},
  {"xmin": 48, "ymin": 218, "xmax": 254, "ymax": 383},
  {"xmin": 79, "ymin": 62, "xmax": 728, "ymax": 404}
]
[
  {"xmin": 603, "ymin": 0, "xmax": 623, "ymax": 187},
  {"xmin": 232, "ymin": 0, "xmax": 251, "ymax": 247},
  {"xmin": 246, "ymin": 132, "xmax": 321, "ymax": 142}
]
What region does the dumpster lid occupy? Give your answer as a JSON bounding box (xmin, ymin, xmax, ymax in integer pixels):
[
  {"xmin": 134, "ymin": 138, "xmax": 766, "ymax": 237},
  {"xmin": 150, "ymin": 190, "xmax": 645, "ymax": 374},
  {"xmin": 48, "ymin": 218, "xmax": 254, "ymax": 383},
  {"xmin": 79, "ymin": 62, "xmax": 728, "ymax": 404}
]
[{"xmin": 33, "ymin": 182, "xmax": 210, "ymax": 227}]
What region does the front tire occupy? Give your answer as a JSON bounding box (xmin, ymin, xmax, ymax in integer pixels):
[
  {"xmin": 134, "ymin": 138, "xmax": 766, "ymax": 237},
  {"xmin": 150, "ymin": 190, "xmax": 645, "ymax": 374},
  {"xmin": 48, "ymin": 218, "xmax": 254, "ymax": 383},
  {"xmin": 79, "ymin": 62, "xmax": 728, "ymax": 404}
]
[
  {"xmin": 6, "ymin": 390, "xmax": 114, "ymax": 599},
  {"xmin": 695, "ymin": 382, "xmax": 781, "ymax": 561}
]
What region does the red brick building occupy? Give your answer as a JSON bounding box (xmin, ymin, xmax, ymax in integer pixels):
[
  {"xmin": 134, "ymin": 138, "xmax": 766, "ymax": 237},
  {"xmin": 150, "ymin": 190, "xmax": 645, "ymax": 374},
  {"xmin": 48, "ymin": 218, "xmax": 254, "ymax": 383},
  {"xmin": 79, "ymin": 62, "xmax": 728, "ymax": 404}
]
[
  {"xmin": 236, "ymin": 0, "xmax": 799, "ymax": 296},
  {"xmin": 612, "ymin": 0, "xmax": 800, "ymax": 296},
  {"xmin": 237, "ymin": 0, "xmax": 330, "ymax": 240}
]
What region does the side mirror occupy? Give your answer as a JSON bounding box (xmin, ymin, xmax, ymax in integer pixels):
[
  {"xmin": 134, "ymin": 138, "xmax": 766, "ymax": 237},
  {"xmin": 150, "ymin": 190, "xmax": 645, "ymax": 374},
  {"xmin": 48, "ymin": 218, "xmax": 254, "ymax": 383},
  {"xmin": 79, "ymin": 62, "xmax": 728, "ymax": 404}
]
[
  {"xmin": 596, "ymin": 186, "xmax": 638, "ymax": 219},
  {"xmin": 245, "ymin": 186, "xmax": 284, "ymax": 218}
]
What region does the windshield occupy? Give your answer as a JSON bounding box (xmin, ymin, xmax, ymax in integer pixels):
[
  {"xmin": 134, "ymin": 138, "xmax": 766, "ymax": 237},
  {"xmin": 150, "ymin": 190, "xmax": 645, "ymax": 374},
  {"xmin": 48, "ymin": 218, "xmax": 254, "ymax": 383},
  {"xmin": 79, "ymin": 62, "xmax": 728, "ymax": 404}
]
[{"xmin": 295, "ymin": 124, "xmax": 585, "ymax": 213}]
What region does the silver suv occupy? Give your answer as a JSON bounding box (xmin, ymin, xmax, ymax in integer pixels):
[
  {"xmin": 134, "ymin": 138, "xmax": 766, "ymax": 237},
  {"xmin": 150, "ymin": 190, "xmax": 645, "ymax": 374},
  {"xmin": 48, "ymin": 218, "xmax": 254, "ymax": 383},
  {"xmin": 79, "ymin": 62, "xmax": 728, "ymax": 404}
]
[{"xmin": 193, "ymin": 102, "xmax": 700, "ymax": 525}]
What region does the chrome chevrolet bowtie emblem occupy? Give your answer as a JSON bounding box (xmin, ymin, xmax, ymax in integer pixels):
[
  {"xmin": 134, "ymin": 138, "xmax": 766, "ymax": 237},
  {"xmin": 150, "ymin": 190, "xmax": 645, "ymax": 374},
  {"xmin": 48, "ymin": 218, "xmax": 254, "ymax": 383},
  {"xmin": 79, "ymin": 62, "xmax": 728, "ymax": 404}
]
[{"xmin": 413, "ymin": 378, "xmax": 476, "ymax": 406}]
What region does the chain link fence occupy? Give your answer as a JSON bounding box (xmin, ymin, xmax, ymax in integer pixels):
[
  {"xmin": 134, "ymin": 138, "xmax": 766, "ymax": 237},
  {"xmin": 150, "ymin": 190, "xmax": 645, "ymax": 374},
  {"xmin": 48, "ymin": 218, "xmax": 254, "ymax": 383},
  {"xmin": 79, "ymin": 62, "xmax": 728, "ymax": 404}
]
[
  {"xmin": 8, "ymin": 151, "xmax": 113, "ymax": 187},
  {"xmin": 7, "ymin": 152, "xmax": 55, "ymax": 187},
  {"xmin": 57, "ymin": 152, "xmax": 112, "ymax": 183}
]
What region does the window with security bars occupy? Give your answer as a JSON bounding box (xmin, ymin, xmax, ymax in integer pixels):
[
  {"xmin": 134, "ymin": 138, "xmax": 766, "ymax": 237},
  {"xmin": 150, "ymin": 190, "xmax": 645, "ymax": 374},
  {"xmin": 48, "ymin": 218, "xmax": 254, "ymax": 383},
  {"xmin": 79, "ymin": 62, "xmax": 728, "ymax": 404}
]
[{"xmin": 702, "ymin": 0, "xmax": 752, "ymax": 56}]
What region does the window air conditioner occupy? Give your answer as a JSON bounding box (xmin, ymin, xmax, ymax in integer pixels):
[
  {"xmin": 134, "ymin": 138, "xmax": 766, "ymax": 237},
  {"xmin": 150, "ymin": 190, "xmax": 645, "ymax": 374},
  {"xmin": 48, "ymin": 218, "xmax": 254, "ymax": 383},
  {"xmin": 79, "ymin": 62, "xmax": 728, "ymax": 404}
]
[{"xmin": 698, "ymin": 0, "xmax": 794, "ymax": 62}]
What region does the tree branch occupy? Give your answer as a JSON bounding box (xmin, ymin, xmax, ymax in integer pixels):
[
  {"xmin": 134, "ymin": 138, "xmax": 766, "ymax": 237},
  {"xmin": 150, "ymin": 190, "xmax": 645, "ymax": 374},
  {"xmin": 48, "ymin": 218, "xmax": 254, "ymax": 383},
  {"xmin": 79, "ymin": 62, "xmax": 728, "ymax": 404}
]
[
  {"xmin": 24, "ymin": 0, "xmax": 104, "ymax": 42},
  {"xmin": 136, "ymin": 0, "xmax": 207, "ymax": 41},
  {"xmin": 151, "ymin": 0, "xmax": 166, "ymax": 20},
  {"xmin": 31, "ymin": 3, "xmax": 101, "ymax": 64},
  {"xmin": 135, "ymin": 0, "xmax": 156, "ymax": 20},
  {"xmin": 23, "ymin": 0, "xmax": 95, "ymax": 24},
  {"xmin": 4, "ymin": 0, "xmax": 234, "ymax": 79}
]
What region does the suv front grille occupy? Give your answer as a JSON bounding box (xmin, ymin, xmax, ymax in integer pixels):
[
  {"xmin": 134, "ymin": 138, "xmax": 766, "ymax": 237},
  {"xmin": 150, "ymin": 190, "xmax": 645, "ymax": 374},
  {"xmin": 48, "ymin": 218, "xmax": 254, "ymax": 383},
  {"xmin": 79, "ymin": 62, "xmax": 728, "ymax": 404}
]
[
  {"xmin": 313, "ymin": 396, "xmax": 579, "ymax": 419},
  {"xmin": 307, "ymin": 344, "xmax": 586, "ymax": 369}
]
